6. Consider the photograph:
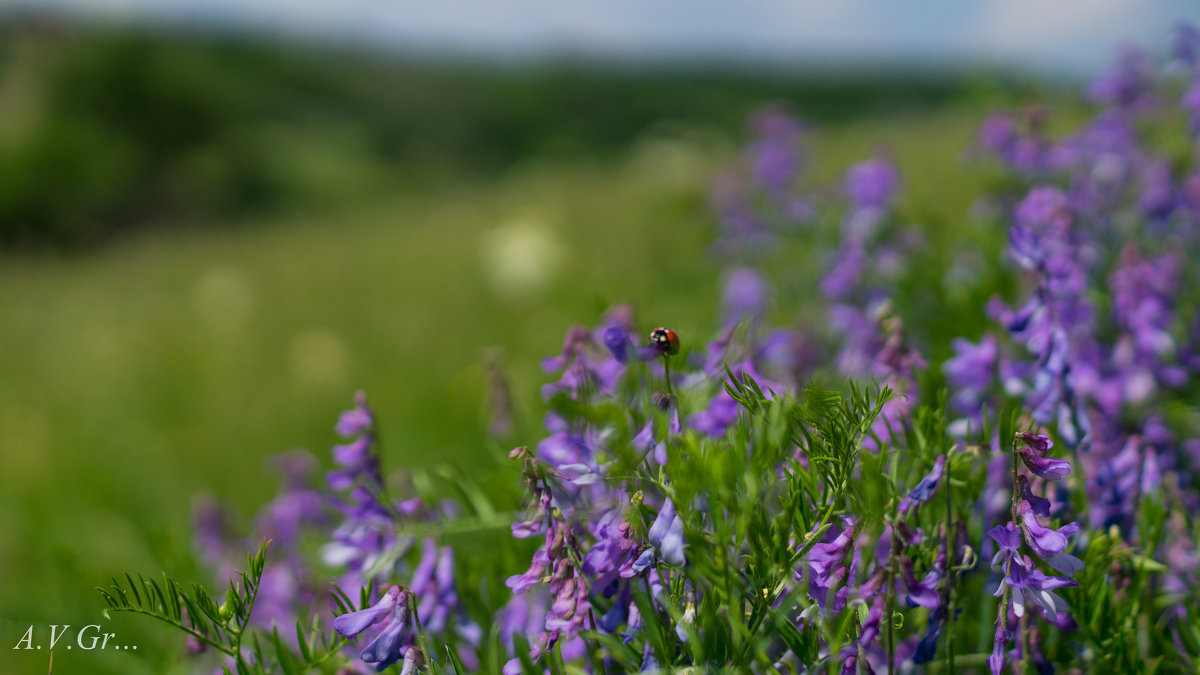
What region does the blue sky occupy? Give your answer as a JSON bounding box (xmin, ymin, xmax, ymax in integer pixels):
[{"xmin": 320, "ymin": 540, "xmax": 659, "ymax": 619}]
[{"xmin": 8, "ymin": 0, "xmax": 1200, "ymax": 76}]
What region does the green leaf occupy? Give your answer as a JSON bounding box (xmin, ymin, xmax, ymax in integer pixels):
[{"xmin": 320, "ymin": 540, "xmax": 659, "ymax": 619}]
[
  {"xmin": 294, "ymin": 621, "xmax": 312, "ymax": 663},
  {"xmin": 272, "ymin": 625, "xmax": 297, "ymax": 675},
  {"xmin": 582, "ymin": 631, "xmax": 640, "ymax": 669},
  {"xmin": 444, "ymin": 644, "xmax": 469, "ymax": 674}
]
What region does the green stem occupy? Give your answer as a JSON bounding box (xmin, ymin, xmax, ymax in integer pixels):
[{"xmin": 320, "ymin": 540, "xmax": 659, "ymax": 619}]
[
  {"xmin": 945, "ymin": 472, "xmax": 956, "ymax": 675},
  {"xmin": 233, "ymin": 567, "xmax": 263, "ymax": 668},
  {"xmin": 856, "ymin": 611, "xmax": 867, "ymax": 674},
  {"xmin": 887, "ymin": 545, "xmax": 897, "ymax": 675},
  {"xmin": 106, "ymin": 607, "xmax": 235, "ymax": 657},
  {"xmin": 1010, "ymin": 436, "xmax": 1020, "ymax": 525},
  {"xmin": 662, "ymin": 355, "xmax": 674, "ymax": 398},
  {"xmin": 1009, "ymin": 435, "xmax": 1030, "ymax": 675}
]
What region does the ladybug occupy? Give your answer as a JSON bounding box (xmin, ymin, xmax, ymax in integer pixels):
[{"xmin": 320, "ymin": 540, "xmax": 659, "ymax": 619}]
[{"xmin": 648, "ymin": 327, "xmax": 680, "ymax": 356}]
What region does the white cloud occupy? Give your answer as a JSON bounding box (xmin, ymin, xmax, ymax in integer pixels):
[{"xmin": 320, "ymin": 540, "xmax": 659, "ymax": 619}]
[
  {"xmin": 968, "ymin": 0, "xmax": 1184, "ymax": 71},
  {"xmin": 6, "ymin": 0, "xmax": 1198, "ymax": 74}
]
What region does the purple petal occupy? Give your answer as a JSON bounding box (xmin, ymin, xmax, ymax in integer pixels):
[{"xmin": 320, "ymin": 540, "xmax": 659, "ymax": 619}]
[
  {"xmin": 1016, "ymin": 431, "xmax": 1053, "ymax": 455},
  {"xmin": 336, "ymin": 392, "xmax": 374, "ymax": 436},
  {"xmin": 1017, "ymin": 447, "xmax": 1071, "ymax": 479},
  {"xmin": 647, "ymin": 500, "xmax": 676, "ymax": 547},
  {"xmin": 333, "ymin": 587, "xmax": 398, "ymax": 638},
  {"xmin": 902, "ymin": 558, "xmax": 941, "ymax": 610},
  {"xmin": 360, "ymin": 605, "xmax": 411, "ymax": 670},
  {"xmin": 988, "ymin": 618, "xmax": 1008, "ymax": 675},
  {"xmin": 906, "ymin": 455, "xmax": 946, "ymax": 505},
  {"xmin": 1021, "ymin": 511, "xmax": 1068, "ymax": 554},
  {"xmin": 603, "ymin": 327, "xmax": 631, "ymax": 363},
  {"xmin": 658, "ymin": 517, "xmax": 686, "ymax": 566},
  {"xmin": 987, "ymin": 524, "xmax": 1021, "ymax": 552}
]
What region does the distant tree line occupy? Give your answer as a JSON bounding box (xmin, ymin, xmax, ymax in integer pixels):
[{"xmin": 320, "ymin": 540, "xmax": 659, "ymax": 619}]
[{"xmin": 0, "ymin": 21, "xmax": 970, "ymax": 248}]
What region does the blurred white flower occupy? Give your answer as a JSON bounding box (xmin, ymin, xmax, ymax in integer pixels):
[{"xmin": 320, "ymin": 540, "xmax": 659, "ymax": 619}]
[{"xmin": 482, "ymin": 217, "xmax": 565, "ymax": 299}]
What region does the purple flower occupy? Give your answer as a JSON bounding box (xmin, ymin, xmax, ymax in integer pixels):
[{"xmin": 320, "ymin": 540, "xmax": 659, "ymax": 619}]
[
  {"xmin": 546, "ymin": 573, "xmax": 590, "ymax": 633},
  {"xmin": 820, "ymin": 238, "xmax": 869, "ymax": 301},
  {"xmin": 1139, "ymin": 160, "xmax": 1177, "ymax": 219},
  {"xmin": 257, "ymin": 452, "xmax": 326, "ymax": 546},
  {"xmin": 336, "ymin": 391, "xmax": 374, "ymax": 436},
  {"xmin": 542, "ymin": 326, "xmax": 593, "ymax": 373},
  {"xmin": 334, "ymin": 586, "xmax": 401, "ymax": 638},
  {"xmin": 1184, "ymin": 80, "xmax": 1200, "ymax": 133},
  {"xmin": 1088, "ymin": 46, "xmax": 1154, "ymax": 109},
  {"xmin": 497, "ymin": 593, "xmax": 547, "ymax": 656},
  {"xmin": 537, "ymin": 431, "xmax": 594, "ymax": 470},
  {"xmin": 508, "ymin": 519, "xmax": 592, "ymax": 649},
  {"xmin": 944, "ymin": 336, "xmax": 997, "ymax": 415},
  {"xmin": 1016, "ymin": 431, "xmax": 1053, "ymax": 455},
  {"xmin": 1018, "ymin": 476, "xmax": 1053, "ymax": 518},
  {"xmin": 646, "ymin": 499, "xmax": 686, "ymax": 567},
  {"xmin": 900, "ymin": 454, "xmax": 945, "ymax": 515},
  {"xmin": 1016, "ymin": 446, "xmax": 1071, "ymax": 480},
  {"xmin": 988, "ymin": 610, "xmax": 1008, "ymax": 675},
  {"xmin": 359, "ymin": 612, "xmax": 412, "ymax": 672},
  {"xmin": 334, "ymin": 586, "xmax": 418, "ymax": 672},
  {"xmin": 901, "ymin": 556, "xmax": 941, "ymax": 610},
  {"xmin": 327, "ymin": 392, "xmax": 383, "ymax": 493},
  {"xmin": 913, "ymin": 606, "xmax": 946, "ymax": 664},
  {"xmin": 987, "ymin": 523, "xmax": 1026, "ymax": 574},
  {"xmin": 409, "ymin": 538, "xmax": 481, "ymax": 650},
  {"xmin": 193, "ymin": 496, "xmax": 237, "ymax": 576},
  {"xmin": 746, "ymin": 105, "xmax": 805, "ymax": 194},
  {"xmin": 857, "ymin": 595, "xmax": 887, "ymax": 647},
  {"xmin": 507, "ymin": 530, "xmax": 553, "ymax": 593},
  {"xmin": 722, "ymin": 267, "xmax": 769, "ymax": 325},
  {"xmin": 845, "ymin": 157, "xmax": 899, "ymax": 211},
  {"xmin": 801, "ymin": 519, "xmax": 856, "ymax": 608},
  {"xmin": 582, "ymin": 513, "xmax": 638, "ymax": 588},
  {"xmin": 632, "ymin": 416, "xmax": 671, "ymax": 466},
  {"xmin": 603, "ymin": 326, "xmax": 632, "ymax": 364},
  {"xmin": 998, "ymin": 566, "xmax": 1077, "ymax": 621},
  {"xmin": 1017, "ymin": 186, "xmax": 1071, "ymax": 231},
  {"xmin": 1017, "ymin": 501, "xmax": 1084, "ymax": 575},
  {"xmin": 688, "ymin": 390, "xmax": 740, "ymax": 437},
  {"xmin": 540, "ymin": 322, "xmax": 636, "ymax": 400},
  {"xmin": 978, "ymin": 114, "xmax": 1016, "ymax": 156}
]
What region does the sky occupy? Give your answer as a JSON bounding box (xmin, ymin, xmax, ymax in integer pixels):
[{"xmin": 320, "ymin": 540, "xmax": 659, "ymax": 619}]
[{"xmin": 6, "ymin": 0, "xmax": 1200, "ymax": 76}]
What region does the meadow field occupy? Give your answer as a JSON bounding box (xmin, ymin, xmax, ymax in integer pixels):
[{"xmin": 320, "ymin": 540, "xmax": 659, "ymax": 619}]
[{"xmin": 0, "ymin": 99, "xmax": 994, "ymax": 673}]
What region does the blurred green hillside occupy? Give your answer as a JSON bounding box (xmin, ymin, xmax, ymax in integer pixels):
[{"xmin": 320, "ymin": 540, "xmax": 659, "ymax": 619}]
[
  {"xmin": 0, "ymin": 21, "xmax": 981, "ymax": 248},
  {"xmin": 0, "ymin": 20, "xmax": 1066, "ymax": 675}
]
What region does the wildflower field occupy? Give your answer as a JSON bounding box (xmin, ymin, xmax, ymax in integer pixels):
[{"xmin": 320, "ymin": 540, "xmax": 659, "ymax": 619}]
[{"xmin": 7, "ymin": 25, "xmax": 1200, "ymax": 675}]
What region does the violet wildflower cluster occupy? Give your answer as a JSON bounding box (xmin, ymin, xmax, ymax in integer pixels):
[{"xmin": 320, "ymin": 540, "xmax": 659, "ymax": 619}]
[
  {"xmin": 947, "ymin": 23, "xmax": 1200, "ymax": 647},
  {"xmin": 986, "ymin": 432, "xmax": 1081, "ymax": 673},
  {"xmin": 101, "ymin": 24, "xmax": 1200, "ymax": 675},
  {"xmin": 181, "ymin": 392, "xmax": 481, "ymax": 674}
]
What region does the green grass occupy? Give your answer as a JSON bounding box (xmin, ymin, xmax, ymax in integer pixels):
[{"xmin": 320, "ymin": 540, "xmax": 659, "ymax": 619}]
[{"xmin": 0, "ymin": 104, "xmax": 994, "ymax": 673}]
